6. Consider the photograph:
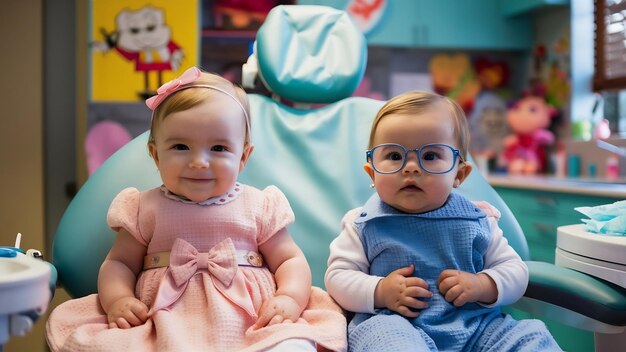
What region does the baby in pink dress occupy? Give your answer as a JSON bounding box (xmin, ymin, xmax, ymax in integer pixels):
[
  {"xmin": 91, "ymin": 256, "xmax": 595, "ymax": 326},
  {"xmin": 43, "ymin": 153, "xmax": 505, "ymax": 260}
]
[{"xmin": 46, "ymin": 67, "xmax": 347, "ymax": 352}]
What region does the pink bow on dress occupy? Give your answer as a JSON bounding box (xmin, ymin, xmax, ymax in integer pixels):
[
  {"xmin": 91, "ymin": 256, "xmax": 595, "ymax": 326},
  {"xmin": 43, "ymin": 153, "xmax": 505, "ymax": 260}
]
[
  {"xmin": 149, "ymin": 238, "xmax": 257, "ymax": 317},
  {"xmin": 169, "ymin": 237, "xmax": 237, "ymax": 287},
  {"xmin": 145, "ymin": 67, "xmax": 202, "ymax": 110}
]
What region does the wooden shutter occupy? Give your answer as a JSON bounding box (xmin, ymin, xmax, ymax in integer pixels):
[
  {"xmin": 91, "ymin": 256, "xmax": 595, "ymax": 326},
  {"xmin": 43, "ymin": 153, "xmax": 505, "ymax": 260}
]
[{"xmin": 594, "ymin": 0, "xmax": 626, "ymax": 90}]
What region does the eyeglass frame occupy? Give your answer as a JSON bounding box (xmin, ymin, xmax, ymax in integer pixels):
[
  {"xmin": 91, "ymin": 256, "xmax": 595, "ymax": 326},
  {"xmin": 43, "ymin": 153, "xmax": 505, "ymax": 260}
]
[{"xmin": 365, "ymin": 143, "xmax": 465, "ymax": 174}]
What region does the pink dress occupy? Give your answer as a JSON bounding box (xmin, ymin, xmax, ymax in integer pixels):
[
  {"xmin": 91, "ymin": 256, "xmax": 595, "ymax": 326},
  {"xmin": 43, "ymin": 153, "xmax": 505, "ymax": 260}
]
[{"xmin": 46, "ymin": 185, "xmax": 347, "ymax": 352}]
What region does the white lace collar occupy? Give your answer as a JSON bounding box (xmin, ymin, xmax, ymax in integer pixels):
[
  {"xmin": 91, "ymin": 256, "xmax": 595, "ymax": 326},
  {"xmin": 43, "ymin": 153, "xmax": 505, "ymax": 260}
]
[{"xmin": 160, "ymin": 182, "xmax": 243, "ymax": 206}]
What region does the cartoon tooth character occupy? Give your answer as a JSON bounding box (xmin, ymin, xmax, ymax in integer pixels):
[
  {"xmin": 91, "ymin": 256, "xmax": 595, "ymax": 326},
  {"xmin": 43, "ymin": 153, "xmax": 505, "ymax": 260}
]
[{"xmin": 93, "ymin": 5, "xmax": 184, "ymax": 98}]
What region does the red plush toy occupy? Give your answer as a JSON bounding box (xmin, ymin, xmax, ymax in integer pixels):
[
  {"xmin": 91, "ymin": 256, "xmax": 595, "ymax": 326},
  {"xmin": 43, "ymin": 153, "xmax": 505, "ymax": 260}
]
[{"xmin": 502, "ymin": 95, "xmax": 558, "ymax": 174}]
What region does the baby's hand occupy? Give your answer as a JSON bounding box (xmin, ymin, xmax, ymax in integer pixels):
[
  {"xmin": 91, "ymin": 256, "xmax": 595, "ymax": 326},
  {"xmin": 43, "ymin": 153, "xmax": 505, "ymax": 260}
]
[
  {"xmin": 254, "ymin": 294, "xmax": 302, "ymax": 328},
  {"xmin": 106, "ymin": 296, "xmax": 149, "ymax": 329},
  {"xmin": 437, "ymin": 270, "xmax": 497, "ymax": 307},
  {"xmin": 375, "ymin": 265, "xmax": 432, "ymax": 318}
]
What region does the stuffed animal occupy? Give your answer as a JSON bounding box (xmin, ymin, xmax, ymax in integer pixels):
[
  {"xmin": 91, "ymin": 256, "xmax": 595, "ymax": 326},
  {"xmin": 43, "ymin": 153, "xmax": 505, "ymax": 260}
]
[
  {"xmin": 429, "ymin": 53, "xmax": 481, "ymax": 112},
  {"xmin": 469, "ymin": 92, "xmax": 510, "ymax": 171},
  {"xmin": 502, "ymin": 95, "xmax": 557, "ymax": 174}
]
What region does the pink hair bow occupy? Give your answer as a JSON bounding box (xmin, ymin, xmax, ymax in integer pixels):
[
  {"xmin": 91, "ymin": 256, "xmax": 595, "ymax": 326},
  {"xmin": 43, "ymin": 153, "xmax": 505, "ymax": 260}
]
[
  {"xmin": 145, "ymin": 67, "xmax": 202, "ymax": 110},
  {"xmin": 144, "ymin": 66, "xmax": 251, "ymax": 143}
]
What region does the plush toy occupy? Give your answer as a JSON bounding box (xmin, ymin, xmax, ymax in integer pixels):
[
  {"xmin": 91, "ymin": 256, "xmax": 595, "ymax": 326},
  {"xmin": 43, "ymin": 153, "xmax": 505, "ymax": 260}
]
[
  {"xmin": 429, "ymin": 53, "xmax": 481, "ymax": 112},
  {"xmin": 469, "ymin": 92, "xmax": 510, "ymax": 171},
  {"xmin": 502, "ymin": 95, "xmax": 557, "ymax": 174}
]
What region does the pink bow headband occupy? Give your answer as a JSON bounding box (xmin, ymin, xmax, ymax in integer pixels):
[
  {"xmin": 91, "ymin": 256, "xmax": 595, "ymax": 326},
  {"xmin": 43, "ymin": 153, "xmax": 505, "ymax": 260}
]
[{"xmin": 146, "ymin": 67, "xmax": 250, "ymax": 139}]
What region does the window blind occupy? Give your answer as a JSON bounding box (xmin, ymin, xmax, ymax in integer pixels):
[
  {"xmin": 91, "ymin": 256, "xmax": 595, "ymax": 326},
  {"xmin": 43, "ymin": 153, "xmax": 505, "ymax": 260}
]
[{"xmin": 594, "ymin": 0, "xmax": 626, "ymax": 90}]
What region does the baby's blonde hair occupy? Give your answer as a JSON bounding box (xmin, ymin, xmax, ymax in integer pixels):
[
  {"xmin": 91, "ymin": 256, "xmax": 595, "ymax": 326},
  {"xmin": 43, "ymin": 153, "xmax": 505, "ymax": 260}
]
[
  {"xmin": 148, "ymin": 72, "xmax": 251, "ymax": 146},
  {"xmin": 368, "ymin": 91, "xmax": 470, "ymax": 159}
]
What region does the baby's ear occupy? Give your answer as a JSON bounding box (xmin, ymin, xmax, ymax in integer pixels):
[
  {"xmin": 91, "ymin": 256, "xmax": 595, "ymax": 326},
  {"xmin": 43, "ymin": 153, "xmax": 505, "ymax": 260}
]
[
  {"xmin": 455, "ymin": 161, "xmax": 473, "ymax": 187},
  {"xmin": 363, "ymin": 162, "xmax": 375, "ymax": 182},
  {"xmin": 148, "ymin": 142, "xmax": 159, "ymax": 165},
  {"xmin": 239, "ymin": 144, "xmax": 254, "ymax": 172}
]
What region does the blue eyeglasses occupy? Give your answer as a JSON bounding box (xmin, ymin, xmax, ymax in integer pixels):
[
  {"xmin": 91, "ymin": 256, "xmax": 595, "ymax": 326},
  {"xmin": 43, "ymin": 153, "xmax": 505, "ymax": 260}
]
[{"xmin": 366, "ymin": 143, "xmax": 465, "ymax": 174}]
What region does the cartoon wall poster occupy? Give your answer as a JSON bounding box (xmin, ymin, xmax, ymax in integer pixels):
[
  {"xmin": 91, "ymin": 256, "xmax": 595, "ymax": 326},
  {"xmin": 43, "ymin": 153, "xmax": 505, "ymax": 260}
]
[{"xmin": 90, "ymin": 0, "xmax": 199, "ymax": 101}]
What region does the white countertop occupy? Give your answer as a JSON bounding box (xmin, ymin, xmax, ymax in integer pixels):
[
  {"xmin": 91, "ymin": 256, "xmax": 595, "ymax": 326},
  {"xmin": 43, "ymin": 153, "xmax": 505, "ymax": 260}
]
[{"xmin": 487, "ymin": 174, "xmax": 626, "ymax": 198}]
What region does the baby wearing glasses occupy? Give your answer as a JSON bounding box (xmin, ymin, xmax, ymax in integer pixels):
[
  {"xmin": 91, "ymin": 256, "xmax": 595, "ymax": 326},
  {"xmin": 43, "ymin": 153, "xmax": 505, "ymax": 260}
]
[{"xmin": 325, "ymin": 91, "xmax": 561, "ymax": 351}]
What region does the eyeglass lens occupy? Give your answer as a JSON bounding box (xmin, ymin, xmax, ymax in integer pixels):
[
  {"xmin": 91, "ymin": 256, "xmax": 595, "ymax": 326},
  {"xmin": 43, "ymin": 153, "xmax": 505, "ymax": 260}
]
[{"xmin": 371, "ymin": 144, "xmax": 456, "ymax": 173}]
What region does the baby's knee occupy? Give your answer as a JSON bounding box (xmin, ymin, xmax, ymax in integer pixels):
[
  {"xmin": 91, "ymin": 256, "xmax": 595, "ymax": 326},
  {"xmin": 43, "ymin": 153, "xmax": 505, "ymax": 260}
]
[
  {"xmin": 481, "ymin": 316, "xmax": 562, "ymax": 352},
  {"xmin": 348, "ymin": 314, "xmax": 435, "ymax": 352},
  {"xmin": 512, "ymin": 319, "xmax": 562, "ymax": 351}
]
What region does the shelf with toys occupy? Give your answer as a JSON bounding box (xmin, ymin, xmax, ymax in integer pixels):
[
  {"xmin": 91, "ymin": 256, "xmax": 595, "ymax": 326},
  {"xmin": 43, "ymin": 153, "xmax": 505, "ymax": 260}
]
[{"xmin": 200, "ymin": 0, "xmax": 294, "ymax": 79}]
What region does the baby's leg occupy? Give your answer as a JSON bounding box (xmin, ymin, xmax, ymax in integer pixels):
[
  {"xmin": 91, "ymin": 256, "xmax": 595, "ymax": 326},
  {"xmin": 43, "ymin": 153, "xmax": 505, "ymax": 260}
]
[
  {"xmin": 348, "ymin": 314, "xmax": 436, "ymax": 352},
  {"xmin": 262, "ymin": 338, "xmax": 316, "ymax": 352},
  {"xmin": 476, "ymin": 314, "xmax": 562, "ymax": 352}
]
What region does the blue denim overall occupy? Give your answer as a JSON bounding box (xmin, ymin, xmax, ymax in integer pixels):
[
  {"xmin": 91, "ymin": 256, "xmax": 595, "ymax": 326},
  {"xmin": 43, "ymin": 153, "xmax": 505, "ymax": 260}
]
[{"xmin": 348, "ymin": 193, "xmax": 561, "ymax": 352}]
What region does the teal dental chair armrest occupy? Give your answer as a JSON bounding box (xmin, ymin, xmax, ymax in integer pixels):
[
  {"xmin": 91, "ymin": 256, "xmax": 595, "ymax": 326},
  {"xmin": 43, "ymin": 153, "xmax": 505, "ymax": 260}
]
[{"xmin": 519, "ymin": 261, "xmax": 626, "ymax": 327}]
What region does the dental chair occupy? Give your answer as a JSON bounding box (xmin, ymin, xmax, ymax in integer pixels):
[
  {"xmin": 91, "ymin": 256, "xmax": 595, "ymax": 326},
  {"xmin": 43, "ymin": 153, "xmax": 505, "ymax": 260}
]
[{"xmin": 51, "ymin": 5, "xmax": 626, "ymax": 351}]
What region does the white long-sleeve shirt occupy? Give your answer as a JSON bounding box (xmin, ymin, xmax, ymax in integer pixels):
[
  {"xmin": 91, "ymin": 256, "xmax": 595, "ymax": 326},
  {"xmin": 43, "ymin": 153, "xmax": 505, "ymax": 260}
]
[{"xmin": 325, "ymin": 205, "xmax": 529, "ymax": 314}]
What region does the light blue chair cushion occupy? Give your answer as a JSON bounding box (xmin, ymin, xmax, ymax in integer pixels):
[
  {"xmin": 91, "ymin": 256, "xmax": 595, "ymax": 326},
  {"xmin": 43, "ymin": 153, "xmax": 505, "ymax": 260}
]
[
  {"xmin": 52, "ymin": 93, "xmax": 626, "ymax": 330},
  {"xmin": 53, "ymin": 135, "xmax": 159, "ymax": 297},
  {"xmin": 52, "ymin": 93, "xmax": 529, "ymax": 294},
  {"xmin": 239, "ymin": 94, "xmax": 530, "ymax": 286},
  {"xmin": 240, "ymin": 95, "xmax": 384, "ymax": 284},
  {"xmin": 52, "ymin": 94, "xmax": 626, "ymax": 329}
]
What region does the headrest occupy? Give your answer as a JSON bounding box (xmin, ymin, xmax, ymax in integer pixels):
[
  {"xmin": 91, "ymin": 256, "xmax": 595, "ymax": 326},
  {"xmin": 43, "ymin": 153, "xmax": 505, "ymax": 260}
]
[{"xmin": 255, "ymin": 5, "xmax": 367, "ymax": 104}]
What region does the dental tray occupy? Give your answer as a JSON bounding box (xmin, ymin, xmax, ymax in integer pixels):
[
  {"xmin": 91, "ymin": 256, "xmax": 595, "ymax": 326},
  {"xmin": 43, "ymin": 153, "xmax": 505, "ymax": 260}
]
[
  {"xmin": 556, "ymin": 224, "xmax": 626, "ymax": 289},
  {"xmin": 0, "ymin": 247, "xmax": 51, "ymax": 345}
]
